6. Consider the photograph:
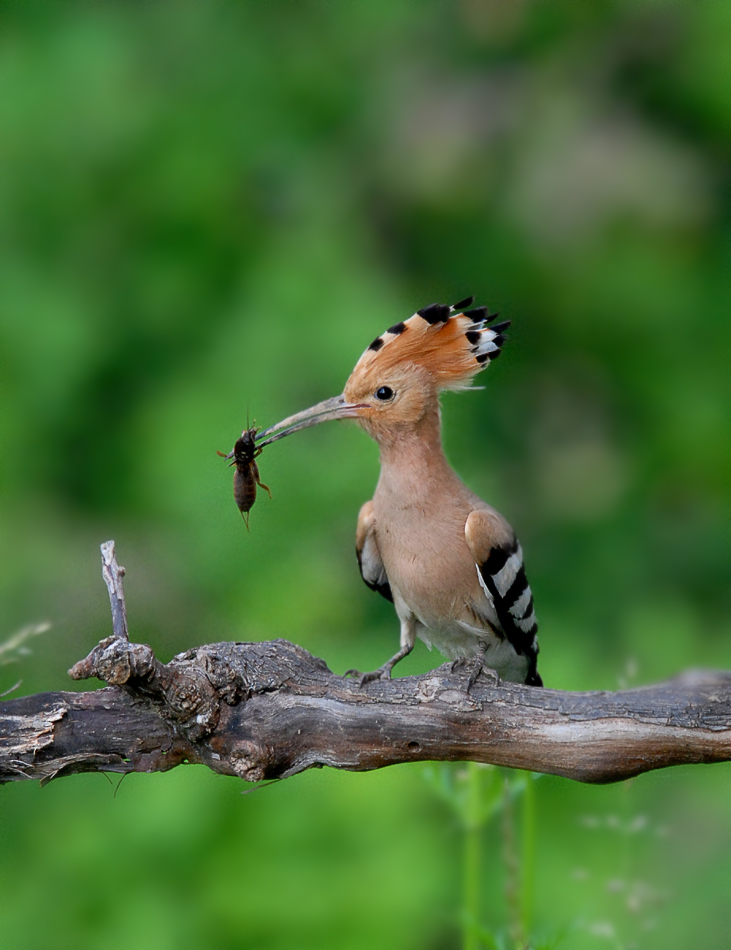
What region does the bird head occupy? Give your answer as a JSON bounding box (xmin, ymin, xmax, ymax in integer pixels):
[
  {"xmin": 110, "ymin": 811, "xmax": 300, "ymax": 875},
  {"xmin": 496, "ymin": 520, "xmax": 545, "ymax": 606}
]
[{"xmin": 256, "ymin": 297, "xmax": 509, "ymax": 449}]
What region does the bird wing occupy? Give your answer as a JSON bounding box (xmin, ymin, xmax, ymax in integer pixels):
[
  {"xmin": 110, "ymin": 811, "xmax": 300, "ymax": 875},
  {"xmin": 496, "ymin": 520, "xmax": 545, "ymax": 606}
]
[
  {"xmin": 356, "ymin": 500, "xmax": 393, "ymax": 603},
  {"xmin": 465, "ymin": 509, "xmax": 541, "ymax": 685}
]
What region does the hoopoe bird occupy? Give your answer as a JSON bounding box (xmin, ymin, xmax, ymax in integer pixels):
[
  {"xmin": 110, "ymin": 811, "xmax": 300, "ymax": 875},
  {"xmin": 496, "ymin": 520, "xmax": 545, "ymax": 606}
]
[{"xmin": 256, "ymin": 297, "xmax": 541, "ymax": 687}]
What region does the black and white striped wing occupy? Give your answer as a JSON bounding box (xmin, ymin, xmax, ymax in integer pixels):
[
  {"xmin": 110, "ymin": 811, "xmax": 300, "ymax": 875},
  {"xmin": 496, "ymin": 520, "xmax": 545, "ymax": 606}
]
[
  {"xmin": 477, "ymin": 540, "xmax": 541, "ymax": 685},
  {"xmin": 356, "ymin": 500, "xmax": 393, "ymax": 603},
  {"xmin": 465, "ymin": 510, "xmax": 541, "ymax": 686}
]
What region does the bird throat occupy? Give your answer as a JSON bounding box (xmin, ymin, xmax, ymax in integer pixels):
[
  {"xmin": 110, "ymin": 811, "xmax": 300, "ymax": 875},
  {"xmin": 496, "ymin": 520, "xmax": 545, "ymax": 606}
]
[{"xmin": 374, "ymin": 412, "xmax": 465, "ymax": 513}]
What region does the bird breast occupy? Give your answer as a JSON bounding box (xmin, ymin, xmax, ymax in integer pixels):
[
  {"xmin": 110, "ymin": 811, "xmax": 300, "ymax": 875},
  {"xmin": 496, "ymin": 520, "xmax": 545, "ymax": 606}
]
[{"xmin": 372, "ymin": 493, "xmax": 485, "ymax": 629}]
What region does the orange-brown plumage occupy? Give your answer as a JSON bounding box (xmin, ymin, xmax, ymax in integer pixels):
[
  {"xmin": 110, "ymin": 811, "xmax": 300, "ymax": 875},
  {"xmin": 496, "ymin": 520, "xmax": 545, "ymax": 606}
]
[
  {"xmin": 256, "ymin": 298, "xmax": 540, "ymax": 686},
  {"xmin": 349, "ymin": 302, "xmax": 508, "ymax": 393}
]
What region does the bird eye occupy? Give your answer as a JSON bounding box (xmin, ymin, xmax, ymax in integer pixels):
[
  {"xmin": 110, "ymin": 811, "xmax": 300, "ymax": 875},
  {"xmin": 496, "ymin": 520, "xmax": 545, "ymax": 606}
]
[{"xmin": 375, "ymin": 386, "xmax": 394, "ymax": 401}]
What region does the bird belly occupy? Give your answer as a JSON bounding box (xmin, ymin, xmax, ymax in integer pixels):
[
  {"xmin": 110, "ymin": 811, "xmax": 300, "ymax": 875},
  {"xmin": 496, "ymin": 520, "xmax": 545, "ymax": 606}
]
[
  {"xmin": 416, "ymin": 618, "xmax": 492, "ymax": 659},
  {"xmin": 376, "ymin": 510, "xmax": 529, "ymax": 682},
  {"xmin": 417, "ymin": 619, "xmax": 530, "ymax": 683}
]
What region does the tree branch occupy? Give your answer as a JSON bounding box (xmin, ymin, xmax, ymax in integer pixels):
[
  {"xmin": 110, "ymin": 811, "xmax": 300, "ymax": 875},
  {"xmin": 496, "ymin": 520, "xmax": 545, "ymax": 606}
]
[
  {"xmin": 2, "ymin": 635, "xmax": 730, "ymax": 786},
  {"xmin": 3, "ymin": 542, "xmax": 730, "ymax": 787}
]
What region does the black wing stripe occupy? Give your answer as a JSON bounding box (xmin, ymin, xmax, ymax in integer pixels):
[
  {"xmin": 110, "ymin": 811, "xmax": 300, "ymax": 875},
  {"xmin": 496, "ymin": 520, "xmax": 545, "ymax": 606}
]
[
  {"xmin": 477, "ymin": 540, "xmax": 541, "ymax": 687},
  {"xmin": 509, "ymin": 586, "xmax": 532, "ymax": 615},
  {"xmin": 502, "ymin": 565, "xmax": 528, "ymax": 611},
  {"xmin": 481, "ymin": 542, "xmax": 516, "ymax": 577}
]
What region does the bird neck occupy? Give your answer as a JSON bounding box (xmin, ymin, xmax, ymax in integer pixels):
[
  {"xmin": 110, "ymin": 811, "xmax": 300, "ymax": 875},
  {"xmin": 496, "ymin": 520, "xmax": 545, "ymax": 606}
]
[{"xmin": 374, "ymin": 406, "xmax": 461, "ymax": 502}]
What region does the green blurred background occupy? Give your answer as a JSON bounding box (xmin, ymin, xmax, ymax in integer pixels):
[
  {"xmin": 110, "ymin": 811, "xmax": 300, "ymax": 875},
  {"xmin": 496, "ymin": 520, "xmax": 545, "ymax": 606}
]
[{"xmin": 1, "ymin": 1, "xmax": 729, "ymax": 947}]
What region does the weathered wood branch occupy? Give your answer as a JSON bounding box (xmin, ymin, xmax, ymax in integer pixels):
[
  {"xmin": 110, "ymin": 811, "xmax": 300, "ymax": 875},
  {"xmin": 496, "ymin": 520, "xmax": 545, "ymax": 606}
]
[
  {"xmin": 3, "ymin": 542, "xmax": 730, "ymax": 787},
  {"xmin": 99, "ymin": 540, "xmax": 129, "ymax": 642},
  {"xmin": 2, "ymin": 635, "xmax": 731, "ymax": 786}
]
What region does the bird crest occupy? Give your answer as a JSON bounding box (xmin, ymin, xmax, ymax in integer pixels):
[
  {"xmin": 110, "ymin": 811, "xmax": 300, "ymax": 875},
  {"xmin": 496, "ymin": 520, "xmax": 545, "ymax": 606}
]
[{"xmin": 350, "ymin": 296, "xmax": 510, "ymax": 392}]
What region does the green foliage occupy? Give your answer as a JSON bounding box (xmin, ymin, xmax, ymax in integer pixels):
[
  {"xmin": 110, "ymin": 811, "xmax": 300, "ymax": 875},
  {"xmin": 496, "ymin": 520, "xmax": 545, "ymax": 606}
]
[
  {"xmin": 1, "ymin": 1, "xmax": 730, "ymax": 947},
  {"xmin": 424, "ymin": 765, "xmax": 541, "ymax": 949}
]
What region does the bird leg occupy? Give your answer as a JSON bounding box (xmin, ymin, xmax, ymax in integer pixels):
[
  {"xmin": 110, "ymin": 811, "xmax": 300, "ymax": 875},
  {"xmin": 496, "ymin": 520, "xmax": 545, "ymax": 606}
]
[
  {"xmin": 345, "ymin": 643, "xmax": 415, "ymax": 686},
  {"xmin": 345, "ymin": 615, "xmax": 417, "ymax": 685}
]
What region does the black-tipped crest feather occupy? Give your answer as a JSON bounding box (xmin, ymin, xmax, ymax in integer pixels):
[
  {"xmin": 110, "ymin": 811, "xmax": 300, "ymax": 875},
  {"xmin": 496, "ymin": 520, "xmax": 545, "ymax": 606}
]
[
  {"xmin": 463, "ymin": 306, "xmax": 488, "ymax": 322},
  {"xmin": 417, "ymin": 303, "xmax": 451, "ymax": 324}
]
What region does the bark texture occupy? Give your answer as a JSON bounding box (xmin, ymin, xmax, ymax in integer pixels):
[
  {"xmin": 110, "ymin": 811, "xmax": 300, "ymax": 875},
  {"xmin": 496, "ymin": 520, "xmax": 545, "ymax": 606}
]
[{"xmin": 2, "ymin": 636, "xmax": 731, "ymax": 786}]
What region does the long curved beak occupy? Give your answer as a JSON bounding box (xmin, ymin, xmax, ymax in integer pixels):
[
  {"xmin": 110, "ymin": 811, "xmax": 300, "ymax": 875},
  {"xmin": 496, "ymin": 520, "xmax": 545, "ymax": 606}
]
[{"xmin": 255, "ymin": 394, "xmax": 366, "ymax": 448}]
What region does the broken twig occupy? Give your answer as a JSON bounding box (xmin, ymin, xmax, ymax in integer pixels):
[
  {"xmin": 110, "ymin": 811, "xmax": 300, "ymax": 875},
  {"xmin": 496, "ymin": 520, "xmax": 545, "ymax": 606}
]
[{"xmin": 100, "ymin": 540, "xmax": 129, "ymax": 642}]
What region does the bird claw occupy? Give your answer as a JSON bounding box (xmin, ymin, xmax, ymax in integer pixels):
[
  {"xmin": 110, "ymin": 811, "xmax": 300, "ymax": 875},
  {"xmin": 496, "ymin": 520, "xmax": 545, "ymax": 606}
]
[
  {"xmin": 344, "ymin": 665, "xmax": 392, "ymax": 686},
  {"xmin": 450, "ymin": 656, "xmax": 499, "ymax": 694}
]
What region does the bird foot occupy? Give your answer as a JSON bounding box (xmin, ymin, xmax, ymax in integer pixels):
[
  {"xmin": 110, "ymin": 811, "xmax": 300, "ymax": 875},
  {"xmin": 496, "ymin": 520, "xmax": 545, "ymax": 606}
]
[
  {"xmin": 344, "ymin": 664, "xmax": 394, "ymax": 686},
  {"xmin": 449, "ymin": 656, "xmax": 499, "ymax": 694},
  {"xmin": 344, "ymin": 644, "xmax": 412, "ymax": 686}
]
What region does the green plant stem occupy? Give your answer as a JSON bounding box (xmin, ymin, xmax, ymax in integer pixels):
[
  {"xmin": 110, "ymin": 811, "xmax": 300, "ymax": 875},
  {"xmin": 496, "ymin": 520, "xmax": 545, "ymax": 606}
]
[
  {"xmin": 502, "ymin": 775, "xmax": 524, "ymax": 949},
  {"xmin": 462, "ymin": 762, "xmax": 482, "ymax": 950},
  {"xmin": 521, "ymin": 772, "xmax": 536, "ymax": 940}
]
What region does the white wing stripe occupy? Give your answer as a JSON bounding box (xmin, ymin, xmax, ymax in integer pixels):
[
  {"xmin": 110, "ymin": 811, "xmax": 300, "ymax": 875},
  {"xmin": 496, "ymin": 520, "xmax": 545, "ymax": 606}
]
[
  {"xmin": 514, "ymin": 612, "xmax": 536, "ymax": 633},
  {"xmin": 493, "ymin": 545, "xmax": 524, "ymax": 597},
  {"xmin": 509, "ymin": 586, "xmax": 532, "ymax": 619}
]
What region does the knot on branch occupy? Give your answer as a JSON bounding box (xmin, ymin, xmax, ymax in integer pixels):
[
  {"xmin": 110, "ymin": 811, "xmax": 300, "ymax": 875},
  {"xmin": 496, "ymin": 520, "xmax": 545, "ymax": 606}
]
[
  {"xmin": 69, "ymin": 637, "xmax": 233, "ymax": 740},
  {"xmin": 228, "ymin": 741, "xmax": 270, "ymax": 783},
  {"xmin": 69, "ymin": 637, "xmax": 161, "ymax": 687},
  {"xmin": 67, "ymin": 637, "xmax": 329, "ymax": 743}
]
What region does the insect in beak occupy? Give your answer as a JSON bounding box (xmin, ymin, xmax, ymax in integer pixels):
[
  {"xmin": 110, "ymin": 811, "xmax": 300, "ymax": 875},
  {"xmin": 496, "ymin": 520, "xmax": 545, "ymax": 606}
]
[{"xmin": 218, "ymin": 427, "xmax": 271, "ymax": 528}]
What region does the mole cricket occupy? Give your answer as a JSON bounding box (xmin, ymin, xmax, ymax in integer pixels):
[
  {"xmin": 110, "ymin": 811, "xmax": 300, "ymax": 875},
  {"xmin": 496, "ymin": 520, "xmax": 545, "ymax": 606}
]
[{"xmin": 218, "ymin": 427, "xmax": 271, "ymax": 527}]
